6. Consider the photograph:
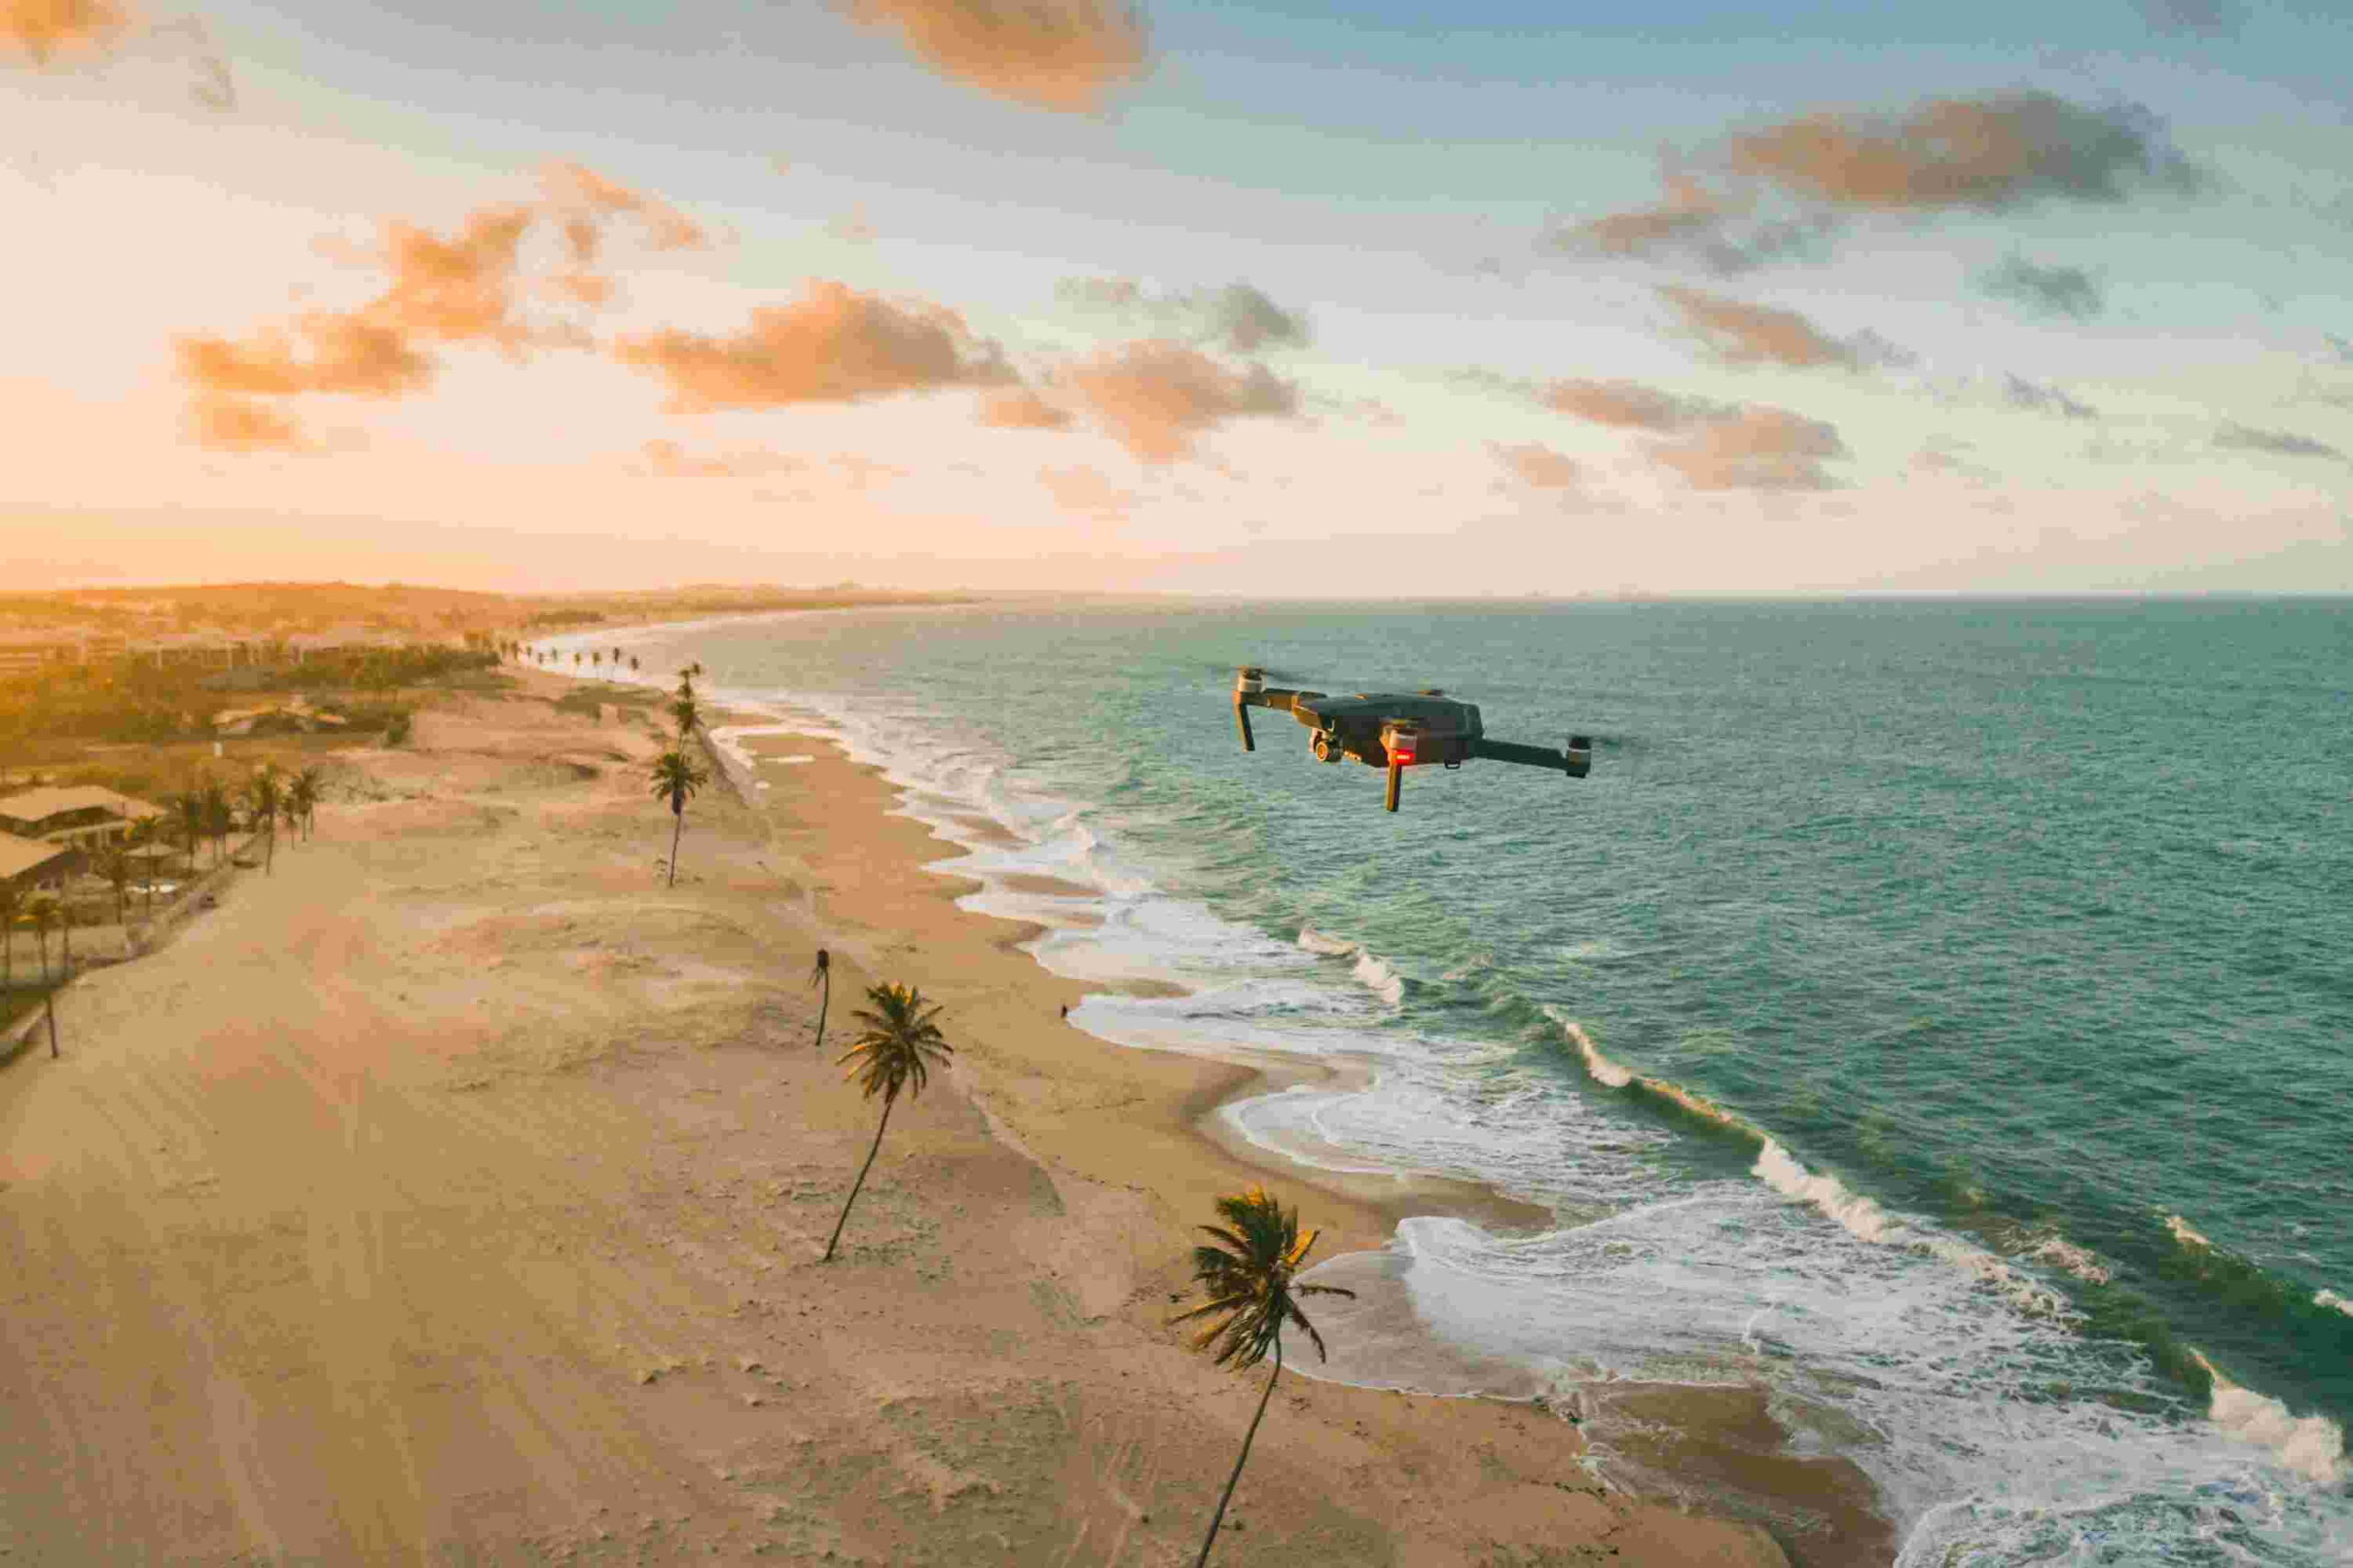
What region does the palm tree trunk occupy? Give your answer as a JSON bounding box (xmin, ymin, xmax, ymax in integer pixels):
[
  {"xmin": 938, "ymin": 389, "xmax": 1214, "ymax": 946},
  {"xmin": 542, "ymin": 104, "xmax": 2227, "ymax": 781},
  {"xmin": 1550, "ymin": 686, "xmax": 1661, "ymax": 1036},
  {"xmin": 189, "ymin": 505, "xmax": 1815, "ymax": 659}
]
[
  {"xmin": 265, "ymin": 824, "xmax": 274, "ymax": 875},
  {"xmin": 667, "ymin": 806, "xmax": 684, "ymax": 888},
  {"xmin": 59, "ymin": 910, "xmax": 70, "ymax": 976},
  {"xmin": 813, "ymin": 967, "xmax": 830, "ymax": 1051},
  {"xmin": 35, "ymin": 931, "xmax": 49, "ymax": 986},
  {"xmin": 1192, "ymin": 1339, "xmax": 1282, "ymax": 1568},
  {"xmin": 823, "ymin": 1096, "xmax": 896, "ymax": 1262}
]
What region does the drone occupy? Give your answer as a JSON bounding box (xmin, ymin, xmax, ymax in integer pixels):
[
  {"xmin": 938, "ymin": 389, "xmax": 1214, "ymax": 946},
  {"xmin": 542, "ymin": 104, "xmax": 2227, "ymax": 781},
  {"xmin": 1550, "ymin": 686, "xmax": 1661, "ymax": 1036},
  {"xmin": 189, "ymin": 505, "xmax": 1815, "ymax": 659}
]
[{"xmin": 1232, "ymin": 667, "xmax": 1592, "ymax": 812}]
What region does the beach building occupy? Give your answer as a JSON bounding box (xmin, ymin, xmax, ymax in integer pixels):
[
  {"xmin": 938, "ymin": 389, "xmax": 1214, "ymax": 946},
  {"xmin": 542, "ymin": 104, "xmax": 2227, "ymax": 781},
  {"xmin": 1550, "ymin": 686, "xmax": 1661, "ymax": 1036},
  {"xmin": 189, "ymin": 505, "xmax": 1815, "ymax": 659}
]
[
  {"xmin": 0, "ymin": 786, "xmax": 166, "ymax": 852},
  {"xmin": 0, "ymin": 835, "xmax": 73, "ymax": 896}
]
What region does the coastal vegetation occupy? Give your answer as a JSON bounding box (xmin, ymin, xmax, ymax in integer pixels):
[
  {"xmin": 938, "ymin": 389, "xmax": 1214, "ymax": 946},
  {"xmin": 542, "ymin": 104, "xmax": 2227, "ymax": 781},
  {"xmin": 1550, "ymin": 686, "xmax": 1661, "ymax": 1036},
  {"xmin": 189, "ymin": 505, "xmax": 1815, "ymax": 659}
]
[
  {"xmin": 824, "ymin": 983, "xmax": 951, "ymax": 1263},
  {"xmin": 1171, "ymin": 1186, "xmax": 1357, "ymax": 1567}
]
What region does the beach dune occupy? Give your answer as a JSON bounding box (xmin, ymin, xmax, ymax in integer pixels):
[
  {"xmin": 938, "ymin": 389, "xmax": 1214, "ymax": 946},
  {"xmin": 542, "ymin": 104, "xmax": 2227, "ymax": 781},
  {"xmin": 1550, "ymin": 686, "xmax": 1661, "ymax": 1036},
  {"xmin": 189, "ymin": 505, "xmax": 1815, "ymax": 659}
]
[{"xmin": 0, "ymin": 674, "xmax": 1878, "ymax": 1564}]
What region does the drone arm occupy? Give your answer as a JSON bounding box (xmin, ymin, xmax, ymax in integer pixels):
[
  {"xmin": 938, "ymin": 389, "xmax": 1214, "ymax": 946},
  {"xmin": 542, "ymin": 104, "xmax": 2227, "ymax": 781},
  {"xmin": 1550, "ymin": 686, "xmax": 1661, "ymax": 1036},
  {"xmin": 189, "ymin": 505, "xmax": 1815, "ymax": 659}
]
[
  {"xmin": 1233, "ymin": 685, "xmax": 1319, "ymax": 755},
  {"xmin": 1470, "ymin": 736, "xmax": 1595, "ymax": 778}
]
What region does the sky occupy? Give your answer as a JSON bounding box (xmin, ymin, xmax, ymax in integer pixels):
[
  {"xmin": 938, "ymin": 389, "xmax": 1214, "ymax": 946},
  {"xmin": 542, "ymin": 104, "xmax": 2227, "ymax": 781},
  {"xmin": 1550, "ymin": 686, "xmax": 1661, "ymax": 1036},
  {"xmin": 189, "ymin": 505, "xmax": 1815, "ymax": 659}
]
[{"xmin": 3, "ymin": 0, "xmax": 2350, "ymax": 596}]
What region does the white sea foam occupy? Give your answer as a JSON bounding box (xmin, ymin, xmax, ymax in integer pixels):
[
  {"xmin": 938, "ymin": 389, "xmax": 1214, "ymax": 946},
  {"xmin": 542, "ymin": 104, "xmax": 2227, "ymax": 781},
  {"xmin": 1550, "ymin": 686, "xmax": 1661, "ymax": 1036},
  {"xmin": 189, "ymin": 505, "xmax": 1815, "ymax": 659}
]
[
  {"xmin": 2023, "ymin": 1233, "xmax": 2112, "ymax": 1286},
  {"xmin": 1754, "ymin": 1140, "xmax": 1901, "ymax": 1245},
  {"xmin": 1542, "ymin": 1007, "xmax": 1631, "ymax": 1087},
  {"xmin": 1352, "ymin": 949, "xmax": 1406, "ymax": 1006},
  {"xmin": 1296, "ymin": 925, "xmax": 1357, "ymax": 956},
  {"xmin": 2195, "ymin": 1352, "xmax": 2347, "ymax": 1486},
  {"xmin": 2317, "ymin": 1289, "xmax": 2353, "ymax": 1317},
  {"xmin": 2167, "ymin": 1213, "xmax": 2213, "ymax": 1251}
]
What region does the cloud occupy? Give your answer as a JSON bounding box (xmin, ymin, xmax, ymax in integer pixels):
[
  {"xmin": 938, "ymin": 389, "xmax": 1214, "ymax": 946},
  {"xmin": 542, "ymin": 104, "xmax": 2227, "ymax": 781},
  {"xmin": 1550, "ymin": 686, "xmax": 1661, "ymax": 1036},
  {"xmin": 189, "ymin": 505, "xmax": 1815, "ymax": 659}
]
[
  {"xmin": 833, "ymin": 453, "xmax": 914, "ymax": 490},
  {"xmin": 1909, "ymin": 440, "xmax": 1999, "ymax": 485},
  {"xmin": 1978, "ymin": 254, "xmax": 2105, "ymax": 320},
  {"xmin": 1060, "ymin": 339, "xmax": 1296, "ymax": 463},
  {"xmin": 2134, "ymin": 0, "xmax": 2242, "ymax": 35},
  {"xmin": 1040, "ymin": 463, "xmax": 1134, "ymax": 515},
  {"xmin": 5, "ymin": 0, "xmax": 126, "ymax": 62},
  {"xmin": 611, "ymin": 280, "xmax": 1010, "ymax": 412},
  {"xmin": 2214, "ymin": 423, "xmax": 2345, "ymax": 460},
  {"xmin": 1554, "ymin": 92, "xmax": 2206, "ymax": 273},
  {"xmin": 2001, "ymin": 373, "xmax": 2098, "ymax": 420},
  {"xmin": 1541, "ymin": 379, "xmax": 1726, "ymax": 430},
  {"xmin": 839, "ymin": 0, "xmax": 1150, "ymax": 112},
  {"xmin": 1657, "ymin": 285, "xmax": 1909, "ymax": 369},
  {"xmin": 540, "ymin": 161, "xmax": 710, "ymax": 253},
  {"xmin": 176, "ymin": 312, "xmax": 437, "ymax": 399},
  {"xmin": 186, "ymin": 395, "xmax": 309, "ymax": 453},
  {"xmin": 548, "ymin": 270, "xmax": 615, "ymax": 307},
  {"xmin": 372, "ymin": 206, "xmax": 540, "ymax": 348},
  {"xmin": 639, "ymin": 440, "xmax": 803, "ymax": 478},
  {"xmin": 1491, "ymin": 442, "xmax": 1582, "ymax": 488},
  {"xmin": 1723, "ymin": 92, "xmax": 2207, "ymax": 212},
  {"xmin": 1060, "ymin": 277, "xmax": 1311, "ymax": 352},
  {"xmin": 977, "ymin": 386, "xmax": 1074, "ymax": 429},
  {"xmin": 1645, "ymin": 404, "xmax": 1847, "ymax": 491},
  {"xmin": 2325, "ymin": 334, "xmax": 2353, "ymax": 364},
  {"xmin": 1553, "ymin": 171, "xmax": 1834, "ymax": 274}
]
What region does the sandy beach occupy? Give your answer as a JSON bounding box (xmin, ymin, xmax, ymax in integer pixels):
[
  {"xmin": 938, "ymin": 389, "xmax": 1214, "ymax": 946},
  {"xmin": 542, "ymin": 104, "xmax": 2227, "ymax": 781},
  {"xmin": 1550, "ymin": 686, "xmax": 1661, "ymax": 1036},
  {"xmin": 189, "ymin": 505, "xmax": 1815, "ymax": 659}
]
[{"xmin": 0, "ymin": 667, "xmax": 1892, "ymax": 1564}]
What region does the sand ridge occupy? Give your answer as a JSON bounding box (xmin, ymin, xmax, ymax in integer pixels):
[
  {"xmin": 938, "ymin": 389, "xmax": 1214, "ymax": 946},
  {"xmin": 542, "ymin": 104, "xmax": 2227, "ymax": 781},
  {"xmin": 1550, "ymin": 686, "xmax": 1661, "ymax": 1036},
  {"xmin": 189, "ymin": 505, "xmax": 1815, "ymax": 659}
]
[{"xmin": 0, "ymin": 670, "xmax": 1877, "ymax": 1564}]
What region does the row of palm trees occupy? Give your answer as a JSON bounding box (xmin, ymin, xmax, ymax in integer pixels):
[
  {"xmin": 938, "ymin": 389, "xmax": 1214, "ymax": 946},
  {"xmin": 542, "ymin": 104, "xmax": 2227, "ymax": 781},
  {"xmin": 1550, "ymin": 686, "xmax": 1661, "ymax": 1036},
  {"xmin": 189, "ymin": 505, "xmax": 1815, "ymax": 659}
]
[
  {"xmin": 0, "ymin": 764, "xmax": 330, "ymax": 994},
  {"xmin": 821, "ymin": 978, "xmax": 1348, "ymax": 1567}
]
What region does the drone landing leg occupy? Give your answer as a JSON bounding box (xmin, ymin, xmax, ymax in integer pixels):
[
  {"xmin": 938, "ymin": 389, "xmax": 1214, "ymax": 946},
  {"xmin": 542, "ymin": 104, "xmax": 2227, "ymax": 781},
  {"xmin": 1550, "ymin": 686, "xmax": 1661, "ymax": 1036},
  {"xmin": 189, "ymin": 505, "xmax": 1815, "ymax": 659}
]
[
  {"xmin": 1234, "ymin": 701, "xmax": 1255, "ymax": 752},
  {"xmin": 1384, "ymin": 758, "xmax": 1403, "ymax": 812}
]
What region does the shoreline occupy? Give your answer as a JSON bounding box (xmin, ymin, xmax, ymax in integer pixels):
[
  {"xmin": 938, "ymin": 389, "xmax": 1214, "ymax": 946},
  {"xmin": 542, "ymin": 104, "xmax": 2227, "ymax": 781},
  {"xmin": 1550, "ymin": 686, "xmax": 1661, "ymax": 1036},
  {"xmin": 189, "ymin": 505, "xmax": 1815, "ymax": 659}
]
[{"xmin": 0, "ymin": 657, "xmax": 1890, "ymax": 1563}]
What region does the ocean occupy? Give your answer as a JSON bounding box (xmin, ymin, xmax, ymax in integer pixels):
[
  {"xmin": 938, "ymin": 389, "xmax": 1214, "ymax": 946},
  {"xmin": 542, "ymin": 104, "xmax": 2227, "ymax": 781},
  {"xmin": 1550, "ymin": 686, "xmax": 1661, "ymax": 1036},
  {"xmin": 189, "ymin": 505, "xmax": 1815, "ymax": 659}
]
[{"xmin": 541, "ymin": 597, "xmax": 2352, "ymax": 1565}]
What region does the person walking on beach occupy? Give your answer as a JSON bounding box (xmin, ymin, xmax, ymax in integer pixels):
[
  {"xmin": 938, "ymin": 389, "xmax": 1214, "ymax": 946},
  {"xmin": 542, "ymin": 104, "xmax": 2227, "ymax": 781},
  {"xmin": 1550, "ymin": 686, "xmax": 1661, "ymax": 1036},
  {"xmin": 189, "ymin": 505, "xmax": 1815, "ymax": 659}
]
[{"xmin": 1059, "ymin": 1004, "xmax": 1068, "ymax": 1021}]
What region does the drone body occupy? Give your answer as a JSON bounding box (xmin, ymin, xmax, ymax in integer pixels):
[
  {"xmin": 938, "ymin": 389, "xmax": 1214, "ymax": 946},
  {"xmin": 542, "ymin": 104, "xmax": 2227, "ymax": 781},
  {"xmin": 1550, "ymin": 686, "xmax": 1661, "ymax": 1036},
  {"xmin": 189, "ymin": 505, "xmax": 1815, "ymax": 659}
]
[{"xmin": 1233, "ymin": 668, "xmax": 1591, "ymax": 812}]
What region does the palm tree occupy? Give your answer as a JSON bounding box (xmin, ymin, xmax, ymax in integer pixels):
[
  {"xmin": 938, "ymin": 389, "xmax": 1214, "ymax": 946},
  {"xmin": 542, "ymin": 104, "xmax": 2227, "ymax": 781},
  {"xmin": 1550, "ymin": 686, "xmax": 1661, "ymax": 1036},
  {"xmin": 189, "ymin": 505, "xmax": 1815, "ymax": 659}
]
[
  {"xmin": 176, "ymin": 788, "xmax": 206, "ymax": 868},
  {"xmin": 244, "ymin": 768, "xmax": 282, "ymax": 874},
  {"xmin": 670, "ymin": 693, "xmax": 700, "ymax": 738},
  {"xmin": 823, "ymin": 983, "xmax": 952, "ymax": 1263},
  {"xmin": 92, "ymin": 843, "xmax": 133, "ymax": 955},
  {"xmin": 592, "ymin": 650, "xmax": 604, "ymax": 671},
  {"xmin": 610, "ymin": 645, "xmax": 623, "ymax": 665},
  {"xmin": 1170, "ymin": 1187, "xmax": 1358, "ymax": 1568},
  {"xmin": 648, "ymin": 748, "xmax": 709, "ymax": 889},
  {"xmin": 0, "ymin": 882, "xmax": 20, "ymax": 994},
  {"xmin": 27, "ymin": 893, "xmax": 57, "ymax": 985},
  {"xmin": 629, "ymin": 655, "xmax": 640, "ymax": 672},
  {"xmin": 277, "ymin": 789, "xmax": 302, "ymax": 851},
  {"xmin": 290, "ymin": 766, "xmax": 324, "ymax": 840},
  {"xmin": 810, "ymin": 949, "xmax": 832, "ymax": 1050},
  {"xmin": 200, "ymin": 779, "xmax": 233, "ymax": 868}
]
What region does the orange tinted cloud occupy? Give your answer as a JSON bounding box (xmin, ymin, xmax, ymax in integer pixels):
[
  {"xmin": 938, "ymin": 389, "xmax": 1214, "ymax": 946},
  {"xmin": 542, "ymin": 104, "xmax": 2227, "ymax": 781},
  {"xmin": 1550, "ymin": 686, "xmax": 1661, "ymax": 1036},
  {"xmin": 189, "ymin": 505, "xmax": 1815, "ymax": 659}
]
[
  {"xmin": 1657, "ymin": 285, "xmax": 1856, "ymax": 369},
  {"xmin": 186, "ymin": 395, "xmax": 308, "ymax": 453},
  {"xmin": 842, "ymin": 0, "xmax": 1149, "ymax": 112},
  {"xmin": 1646, "ymin": 404, "xmax": 1846, "ymax": 491},
  {"xmin": 1724, "ymin": 92, "xmax": 2204, "ymax": 212},
  {"xmin": 540, "ymin": 161, "xmax": 710, "ymax": 252},
  {"xmin": 1492, "ymin": 442, "xmax": 1582, "ymax": 488},
  {"xmin": 374, "ymin": 206, "xmax": 538, "ymax": 348},
  {"xmin": 4, "ymin": 0, "xmax": 126, "ymax": 61},
  {"xmin": 611, "ymin": 281, "xmax": 1010, "ymax": 412},
  {"xmin": 1040, "ymin": 464, "xmax": 1133, "ymax": 515},
  {"xmin": 1543, "ymin": 379, "xmax": 1720, "ymax": 430},
  {"xmin": 176, "ymin": 312, "xmax": 436, "ymax": 399},
  {"xmin": 1566, "ymin": 173, "xmax": 1732, "ymax": 259},
  {"xmin": 549, "ymin": 270, "xmax": 615, "ymax": 307},
  {"xmin": 977, "ymin": 386, "xmax": 1073, "ymax": 429},
  {"xmin": 1061, "ymin": 339, "xmax": 1295, "ymax": 463},
  {"xmin": 640, "ymin": 440, "xmax": 801, "ymax": 478}
]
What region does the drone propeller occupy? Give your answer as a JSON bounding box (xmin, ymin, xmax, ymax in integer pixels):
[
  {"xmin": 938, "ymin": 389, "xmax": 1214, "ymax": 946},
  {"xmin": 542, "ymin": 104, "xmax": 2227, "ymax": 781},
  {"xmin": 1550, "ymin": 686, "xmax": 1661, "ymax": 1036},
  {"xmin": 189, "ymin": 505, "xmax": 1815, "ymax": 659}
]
[{"xmin": 1218, "ymin": 662, "xmax": 1318, "ymax": 686}]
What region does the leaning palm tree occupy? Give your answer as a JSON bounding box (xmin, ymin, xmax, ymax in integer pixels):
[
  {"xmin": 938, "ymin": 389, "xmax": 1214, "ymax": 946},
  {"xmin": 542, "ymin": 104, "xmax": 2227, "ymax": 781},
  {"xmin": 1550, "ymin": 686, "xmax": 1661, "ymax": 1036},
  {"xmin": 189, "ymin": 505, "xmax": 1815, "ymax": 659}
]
[
  {"xmin": 648, "ymin": 748, "xmax": 709, "ymax": 889},
  {"xmin": 1170, "ymin": 1187, "xmax": 1358, "ymax": 1568},
  {"xmin": 823, "ymin": 983, "xmax": 952, "ymax": 1262},
  {"xmin": 810, "ymin": 948, "xmax": 832, "ymax": 1050}
]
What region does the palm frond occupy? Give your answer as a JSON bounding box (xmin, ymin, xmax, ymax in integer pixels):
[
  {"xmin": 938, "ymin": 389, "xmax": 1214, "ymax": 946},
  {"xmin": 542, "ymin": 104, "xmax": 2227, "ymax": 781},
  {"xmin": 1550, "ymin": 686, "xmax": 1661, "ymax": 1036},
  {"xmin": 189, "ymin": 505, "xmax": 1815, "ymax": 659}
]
[{"xmin": 835, "ymin": 983, "xmax": 953, "ymax": 1107}]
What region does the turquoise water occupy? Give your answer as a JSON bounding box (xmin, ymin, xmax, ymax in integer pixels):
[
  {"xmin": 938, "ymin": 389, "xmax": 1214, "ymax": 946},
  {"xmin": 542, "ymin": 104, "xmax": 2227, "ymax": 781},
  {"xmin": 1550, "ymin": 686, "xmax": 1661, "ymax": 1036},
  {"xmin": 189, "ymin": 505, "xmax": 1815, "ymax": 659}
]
[{"xmin": 548, "ymin": 597, "xmax": 2352, "ymax": 1562}]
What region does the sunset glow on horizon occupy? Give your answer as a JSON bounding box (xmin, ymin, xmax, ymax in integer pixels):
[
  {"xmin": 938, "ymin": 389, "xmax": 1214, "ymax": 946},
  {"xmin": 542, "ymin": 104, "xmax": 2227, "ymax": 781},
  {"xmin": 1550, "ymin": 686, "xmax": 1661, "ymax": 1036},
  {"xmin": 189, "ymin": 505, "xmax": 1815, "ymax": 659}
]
[{"xmin": 6, "ymin": 0, "xmax": 2350, "ymax": 595}]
